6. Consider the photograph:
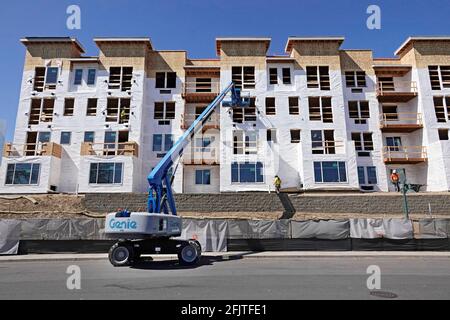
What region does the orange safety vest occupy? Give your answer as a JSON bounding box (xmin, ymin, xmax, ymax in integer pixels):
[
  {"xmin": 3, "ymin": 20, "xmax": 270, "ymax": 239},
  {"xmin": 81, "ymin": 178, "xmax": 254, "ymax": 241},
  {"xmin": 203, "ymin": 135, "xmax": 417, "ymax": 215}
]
[{"xmin": 390, "ymin": 173, "xmax": 399, "ymax": 183}]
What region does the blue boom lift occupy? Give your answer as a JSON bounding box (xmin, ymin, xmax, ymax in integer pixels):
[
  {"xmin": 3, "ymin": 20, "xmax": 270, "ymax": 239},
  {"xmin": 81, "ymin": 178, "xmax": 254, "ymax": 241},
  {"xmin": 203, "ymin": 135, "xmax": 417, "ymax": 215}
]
[{"xmin": 105, "ymin": 82, "xmax": 249, "ymax": 266}]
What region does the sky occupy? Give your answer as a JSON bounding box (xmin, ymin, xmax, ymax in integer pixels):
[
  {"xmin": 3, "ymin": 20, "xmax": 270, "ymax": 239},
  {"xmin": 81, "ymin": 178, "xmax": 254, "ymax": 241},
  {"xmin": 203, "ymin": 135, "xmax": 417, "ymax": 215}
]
[{"xmin": 0, "ymin": 0, "xmax": 449, "ymax": 141}]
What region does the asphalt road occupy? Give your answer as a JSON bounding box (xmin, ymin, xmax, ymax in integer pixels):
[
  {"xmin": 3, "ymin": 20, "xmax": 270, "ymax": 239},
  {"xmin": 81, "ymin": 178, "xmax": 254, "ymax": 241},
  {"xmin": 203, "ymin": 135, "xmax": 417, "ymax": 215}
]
[{"xmin": 0, "ymin": 256, "xmax": 449, "ymax": 299}]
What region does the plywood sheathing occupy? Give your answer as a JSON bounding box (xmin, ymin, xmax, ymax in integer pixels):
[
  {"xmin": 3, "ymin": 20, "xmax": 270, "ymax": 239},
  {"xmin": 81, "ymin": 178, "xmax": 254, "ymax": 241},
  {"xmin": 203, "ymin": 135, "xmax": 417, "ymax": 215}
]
[
  {"xmin": 339, "ymin": 50, "xmax": 375, "ymax": 75},
  {"xmin": 96, "ymin": 42, "xmax": 149, "ymax": 71},
  {"xmin": 23, "ymin": 42, "xmax": 83, "ymax": 71},
  {"xmin": 146, "ymin": 50, "xmax": 187, "ymax": 78},
  {"xmin": 218, "ymin": 40, "xmax": 270, "ymax": 70},
  {"xmin": 289, "ymin": 41, "xmax": 342, "ymax": 71},
  {"xmin": 396, "ymin": 39, "xmax": 450, "ymax": 67}
]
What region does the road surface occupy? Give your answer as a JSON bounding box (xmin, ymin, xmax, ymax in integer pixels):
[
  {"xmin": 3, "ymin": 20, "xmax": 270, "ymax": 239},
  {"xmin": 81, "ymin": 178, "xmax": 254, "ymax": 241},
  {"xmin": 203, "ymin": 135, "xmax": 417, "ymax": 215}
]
[{"xmin": 0, "ymin": 256, "xmax": 449, "ymax": 299}]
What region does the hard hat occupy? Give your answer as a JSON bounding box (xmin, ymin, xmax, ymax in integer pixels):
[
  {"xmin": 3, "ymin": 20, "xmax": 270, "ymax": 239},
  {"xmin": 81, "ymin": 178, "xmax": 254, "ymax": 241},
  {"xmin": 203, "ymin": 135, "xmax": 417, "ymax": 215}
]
[{"xmin": 392, "ymin": 170, "xmax": 397, "ymax": 173}]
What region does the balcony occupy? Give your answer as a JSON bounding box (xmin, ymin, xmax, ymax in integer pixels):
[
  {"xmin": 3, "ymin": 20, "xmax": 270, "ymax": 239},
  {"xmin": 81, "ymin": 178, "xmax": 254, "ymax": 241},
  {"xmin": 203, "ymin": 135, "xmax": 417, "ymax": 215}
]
[
  {"xmin": 376, "ymin": 81, "xmax": 418, "ymax": 103},
  {"xmin": 80, "ymin": 142, "xmax": 139, "ymax": 157},
  {"xmin": 182, "ymin": 147, "xmax": 219, "ymax": 165},
  {"xmin": 182, "ymin": 81, "xmax": 220, "ymax": 103},
  {"xmin": 3, "ymin": 142, "xmax": 62, "ymax": 158},
  {"xmin": 379, "ymin": 113, "xmax": 423, "ymax": 132},
  {"xmin": 383, "ymin": 146, "xmax": 427, "ymax": 164},
  {"xmin": 181, "ymin": 112, "xmax": 220, "ymax": 130}
]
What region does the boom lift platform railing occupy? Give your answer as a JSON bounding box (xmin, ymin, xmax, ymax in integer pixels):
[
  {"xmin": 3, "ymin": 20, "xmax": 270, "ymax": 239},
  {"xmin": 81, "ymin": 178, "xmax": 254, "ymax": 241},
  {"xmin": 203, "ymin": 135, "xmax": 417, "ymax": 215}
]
[{"xmin": 104, "ymin": 82, "xmax": 249, "ymax": 266}]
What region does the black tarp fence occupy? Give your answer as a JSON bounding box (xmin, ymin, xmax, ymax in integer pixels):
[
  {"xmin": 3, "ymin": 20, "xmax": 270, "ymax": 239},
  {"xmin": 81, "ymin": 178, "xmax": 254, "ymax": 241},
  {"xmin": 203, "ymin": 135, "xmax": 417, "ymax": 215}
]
[{"xmin": 1, "ymin": 218, "xmax": 450, "ymax": 254}]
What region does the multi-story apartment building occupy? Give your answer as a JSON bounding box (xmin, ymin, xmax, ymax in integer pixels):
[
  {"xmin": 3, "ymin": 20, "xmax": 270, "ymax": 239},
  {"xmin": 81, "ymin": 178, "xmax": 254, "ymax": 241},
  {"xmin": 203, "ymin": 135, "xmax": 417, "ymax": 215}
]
[{"xmin": 1, "ymin": 36, "xmax": 450, "ymax": 194}]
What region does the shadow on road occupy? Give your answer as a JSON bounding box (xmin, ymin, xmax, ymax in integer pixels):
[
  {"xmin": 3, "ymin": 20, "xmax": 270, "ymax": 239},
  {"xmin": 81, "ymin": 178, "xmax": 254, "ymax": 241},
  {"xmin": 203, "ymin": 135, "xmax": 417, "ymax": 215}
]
[{"xmin": 129, "ymin": 253, "xmax": 250, "ymax": 270}]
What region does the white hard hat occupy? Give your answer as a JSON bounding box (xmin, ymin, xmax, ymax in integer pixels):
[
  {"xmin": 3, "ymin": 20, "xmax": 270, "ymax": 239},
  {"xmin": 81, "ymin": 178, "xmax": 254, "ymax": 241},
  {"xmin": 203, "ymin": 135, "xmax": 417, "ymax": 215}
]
[{"xmin": 392, "ymin": 170, "xmax": 397, "ymax": 173}]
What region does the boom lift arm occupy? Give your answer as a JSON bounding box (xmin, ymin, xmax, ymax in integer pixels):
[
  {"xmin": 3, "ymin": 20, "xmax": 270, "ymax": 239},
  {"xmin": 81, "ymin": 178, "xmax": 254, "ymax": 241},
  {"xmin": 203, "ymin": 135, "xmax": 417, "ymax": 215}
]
[
  {"xmin": 105, "ymin": 82, "xmax": 249, "ymax": 267},
  {"xmin": 146, "ymin": 81, "xmax": 248, "ymax": 215}
]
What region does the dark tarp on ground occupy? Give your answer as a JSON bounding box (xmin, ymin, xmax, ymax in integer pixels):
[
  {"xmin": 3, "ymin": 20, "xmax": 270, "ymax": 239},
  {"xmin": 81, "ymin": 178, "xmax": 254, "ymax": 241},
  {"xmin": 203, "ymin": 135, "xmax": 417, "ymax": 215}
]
[
  {"xmin": 18, "ymin": 240, "xmax": 115, "ymax": 254},
  {"xmin": 351, "ymin": 238, "xmax": 450, "ymax": 251},
  {"xmin": 350, "ymin": 219, "xmax": 414, "ymax": 239},
  {"xmin": 227, "ymin": 239, "xmax": 352, "ymax": 251},
  {"xmin": 291, "ymin": 220, "xmax": 350, "ymax": 240},
  {"xmin": 0, "ymin": 220, "xmax": 21, "ymax": 254}
]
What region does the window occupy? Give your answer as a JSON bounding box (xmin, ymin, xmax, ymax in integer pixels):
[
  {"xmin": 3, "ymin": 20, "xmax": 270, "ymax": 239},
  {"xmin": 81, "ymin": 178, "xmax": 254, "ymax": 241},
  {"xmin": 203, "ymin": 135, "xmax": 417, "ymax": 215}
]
[
  {"xmin": 282, "ymin": 68, "xmax": 291, "ymax": 84},
  {"xmin": 108, "ymin": 67, "xmax": 133, "ymax": 91},
  {"xmin": 28, "ymin": 98, "xmax": 55, "ymax": 125},
  {"xmin": 382, "ymin": 105, "xmax": 399, "ymax": 120},
  {"xmin": 428, "ymin": 66, "xmax": 450, "ymax": 90},
  {"xmin": 153, "ymin": 134, "xmax": 173, "ymax": 157},
  {"xmin": 86, "ymin": 98, "xmax": 97, "ymax": 116},
  {"xmin": 155, "ymin": 72, "xmax": 176, "ymax": 89},
  {"xmin": 378, "ymin": 77, "xmax": 395, "ymax": 92},
  {"xmin": 87, "ymin": 69, "xmax": 96, "ymax": 85},
  {"xmin": 45, "ymin": 67, "xmax": 58, "ymax": 88},
  {"xmin": 232, "ymin": 66, "xmax": 255, "ymax": 89},
  {"xmin": 314, "ymin": 161, "xmax": 347, "ymax": 183},
  {"xmin": 38, "ymin": 132, "xmax": 51, "ymax": 143},
  {"xmin": 89, "ymin": 163, "xmax": 123, "ymax": 184},
  {"xmin": 154, "ymin": 102, "xmax": 176, "ymax": 121},
  {"xmin": 433, "ymin": 96, "xmax": 450, "ymax": 122},
  {"xmin": 195, "ymin": 136, "xmax": 214, "ymax": 153},
  {"xmin": 267, "ymin": 129, "xmax": 277, "ymax": 143},
  {"xmin": 386, "ymin": 137, "xmax": 402, "ymax": 151},
  {"xmin": 358, "ymin": 166, "xmax": 378, "ymax": 185},
  {"xmin": 84, "ymin": 131, "xmax": 95, "ymax": 143},
  {"xmin": 106, "ymin": 98, "xmax": 130, "ymax": 123},
  {"xmin": 269, "ymin": 68, "xmax": 278, "ymax": 85},
  {"xmin": 311, "ymin": 130, "xmax": 335, "ymax": 154},
  {"xmin": 74, "ymin": 69, "xmax": 83, "ymax": 85},
  {"xmin": 439, "ymin": 129, "xmax": 449, "ymax": 141},
  {"xmin": 290, "ymin": 129, "xmax": 301, "ymax": 143},
  {"xmin": 33, "ymin": 67, "xmax": 46, "ymax": 92},
  {"xmin": 232, "ymin": 97, "xmax": 257, "ymax": 123},
  {"xmin": 60, "ymin": 132, "xmax": 71, "ymax": 145},
  {"xmin": 345, "ymin": 71, "xmax": 366, "ymax": 88},
  {"xmin": 231, "ymin": 162, "xmax": 264, "ymax": 183},
  {"xmin": 289, "ymin": 97, "xmax": 299, "ymax": 115},
  {"xmin": 348, "ymin": 101, "xmax": 370, "ymax": 124},
  {"xmin": 195, "ymin": 170, "xmax": 211, "ymax": 185},
  {"xmin": 233, "ymin": 130, "xmax": 257, "ymax": 155},
  {"xmin": 64, "ymin": 98, "xmax": 75, "ymax": 116},
  {"xmin": 309, "ymin": 97, "xmax": 333, "ymax": 122},
  {"xmin": 5, "ymin": 163, "xmax": 40, "ymax": 185},
  {"xmin": 351, "ymin": 132, "xmax": 374, "ymax": 151},
  {"xmin": 265, "ymin": 97, "xmax": 276, "ymax": 115},
  {"xmin": 306, "ymin": 66, "xmax": 330, "ymax": 90},
  {"xmin": 195, "ymin": 78, "xmax": 212, "ymax": 92}
]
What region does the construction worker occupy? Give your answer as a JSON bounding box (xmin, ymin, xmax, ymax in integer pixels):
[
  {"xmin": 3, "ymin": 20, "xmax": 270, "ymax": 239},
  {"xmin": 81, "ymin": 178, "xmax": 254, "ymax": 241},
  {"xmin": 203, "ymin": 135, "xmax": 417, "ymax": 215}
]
[
  {"xmin": 120, "ymin": 109, "xmax": 127, "ymax": 123},
  {"xmin": 273, "ymin": 175, "xmax": 282, "ymax": 194},
  {"xmin": 390, "ymin": 170, "xmax": 400, "ymax": 192}
]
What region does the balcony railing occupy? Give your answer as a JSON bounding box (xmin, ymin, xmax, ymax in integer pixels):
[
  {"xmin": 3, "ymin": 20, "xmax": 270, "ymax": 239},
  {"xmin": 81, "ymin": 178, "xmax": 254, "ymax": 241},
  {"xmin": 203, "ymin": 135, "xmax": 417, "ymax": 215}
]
[
  {"xmin": 377, "ymin": 81, "xmax": 418, "ymax": 102},
  {"xmin": 379, "ymin": 113, "xmax": 423, "ymax": 132},
  {"xmin": 3, "ymin": 142, "xmax": 62, "ymax": 158},
  {"xmin": 80, "ymin": 142, "xmax": 139, "ymax": 157},
  {"xmin": 183, "ymin": 146, "xmax": 219, "ymax": 165},
  {"xmin": 311, "ymin": 140, "xmax": 345, "ymax": 154},
  {"xmin": 181, "ymin": 112, "xmax": 220, "ymax": 130},
  {"xmin": 182, "ymin": 81, "xmax": 220, "ymax": 102},
  {"xmin": 383, "ymin": 146, "xmax": 427, "ymax": 164}
]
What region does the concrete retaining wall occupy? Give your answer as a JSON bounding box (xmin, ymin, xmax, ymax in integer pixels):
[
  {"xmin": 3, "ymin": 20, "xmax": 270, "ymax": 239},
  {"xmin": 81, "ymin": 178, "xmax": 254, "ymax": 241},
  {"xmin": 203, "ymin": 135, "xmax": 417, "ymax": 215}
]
[{"xmin": 84, "ymin": 193, "xmax": 450, "ymax": 215}]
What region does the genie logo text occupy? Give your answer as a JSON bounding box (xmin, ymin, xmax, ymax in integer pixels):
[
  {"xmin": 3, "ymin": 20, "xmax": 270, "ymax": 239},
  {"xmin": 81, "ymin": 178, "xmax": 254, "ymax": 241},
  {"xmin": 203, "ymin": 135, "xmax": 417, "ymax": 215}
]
[{"xmin": 109, "ymin": 218, "xmax": 138, "ymax": 230}]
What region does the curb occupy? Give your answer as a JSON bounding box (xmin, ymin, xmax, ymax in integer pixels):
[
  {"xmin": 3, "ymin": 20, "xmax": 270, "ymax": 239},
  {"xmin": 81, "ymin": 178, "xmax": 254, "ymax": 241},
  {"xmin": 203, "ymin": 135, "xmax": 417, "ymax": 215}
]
[{"xmin": 1, "ymin": 251, "xmax": 450, "ymax": 262}]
